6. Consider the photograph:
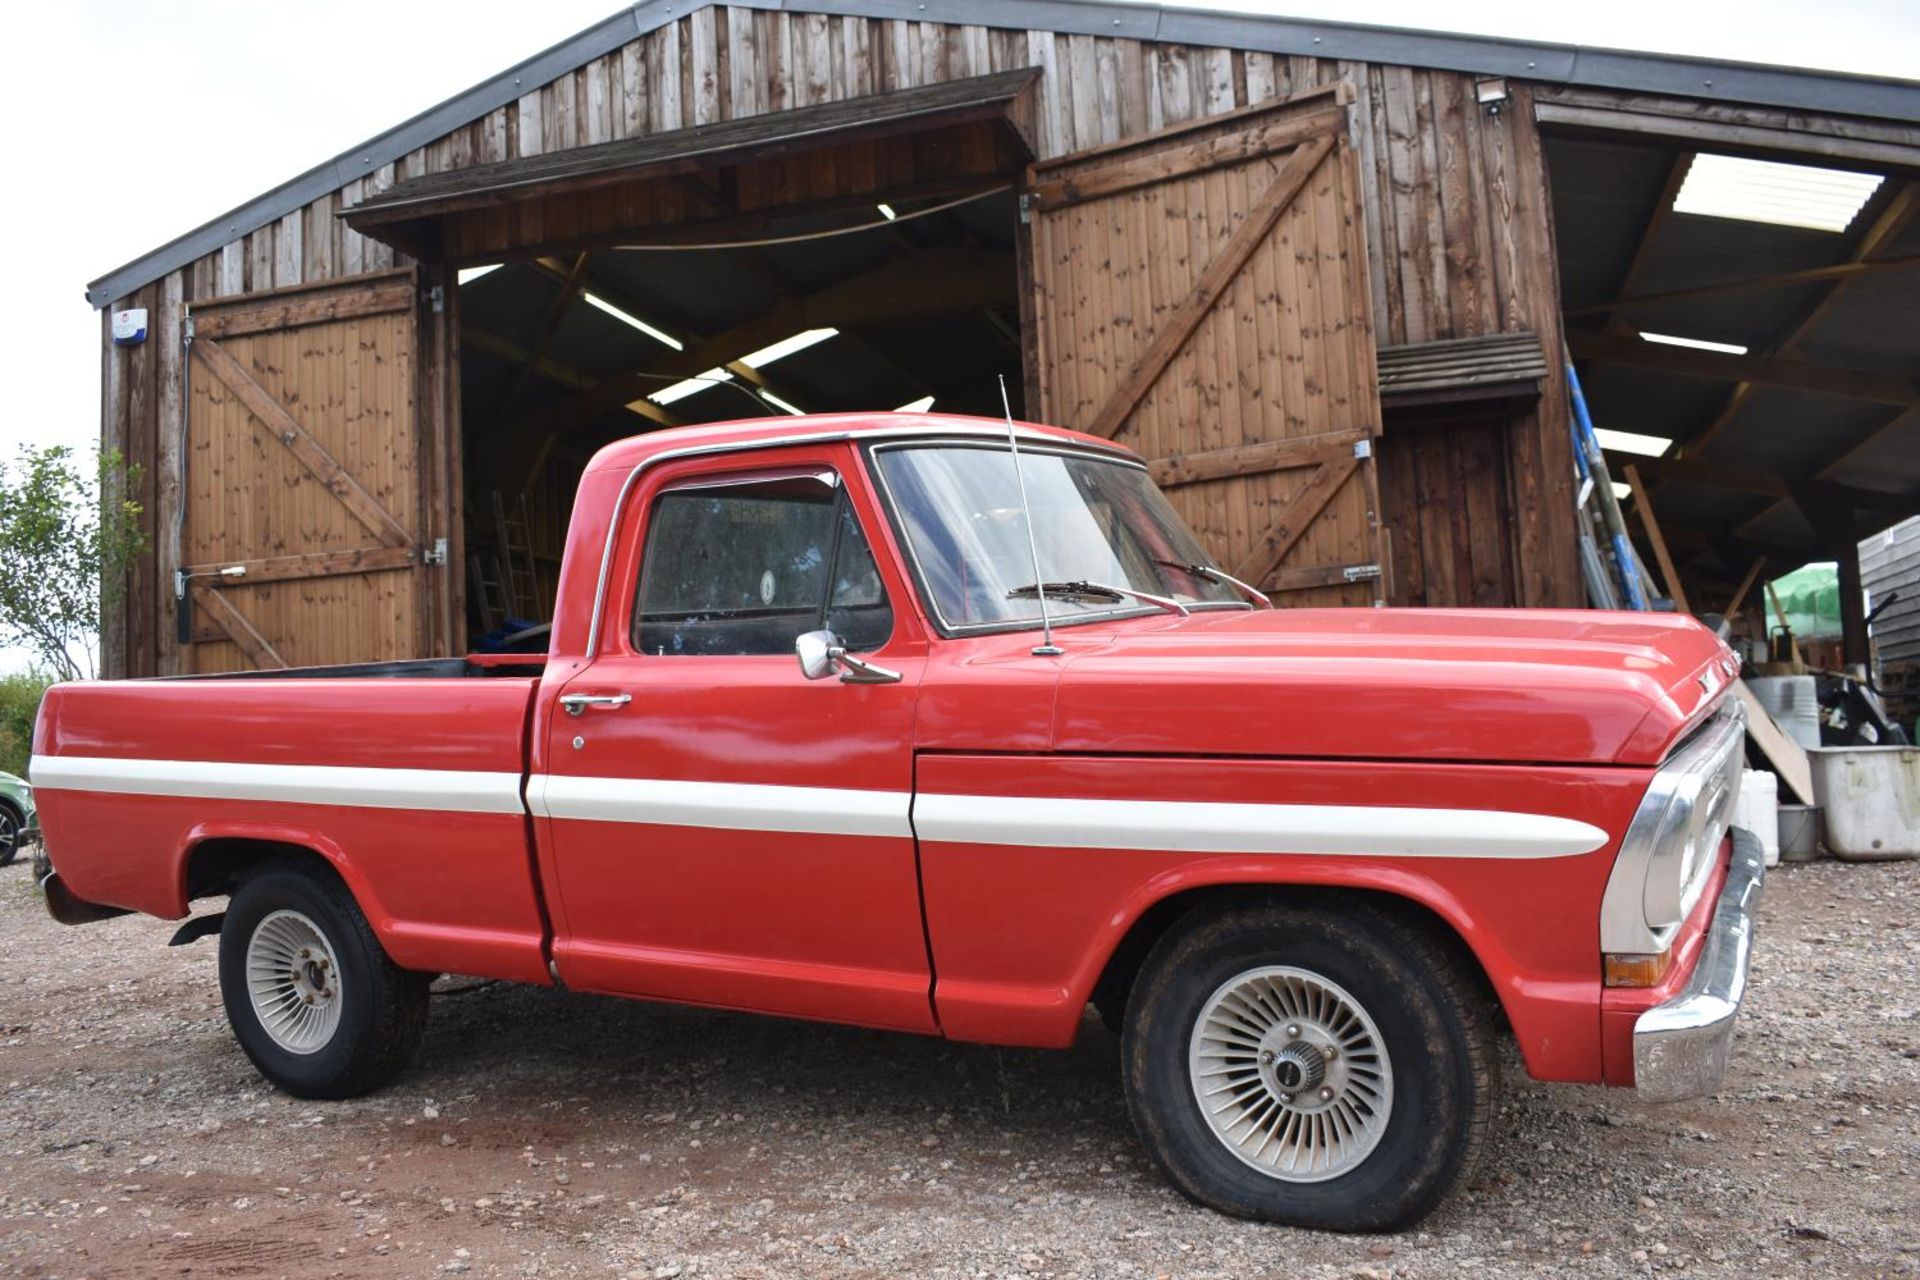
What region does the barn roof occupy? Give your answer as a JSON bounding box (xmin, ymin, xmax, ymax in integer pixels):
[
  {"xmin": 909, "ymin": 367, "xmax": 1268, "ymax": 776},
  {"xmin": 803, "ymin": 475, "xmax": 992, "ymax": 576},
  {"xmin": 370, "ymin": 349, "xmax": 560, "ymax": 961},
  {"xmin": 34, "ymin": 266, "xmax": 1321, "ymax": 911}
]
[{"xmin": 84, "ymin": 0, "xmax": 1920, "ymax": 309}]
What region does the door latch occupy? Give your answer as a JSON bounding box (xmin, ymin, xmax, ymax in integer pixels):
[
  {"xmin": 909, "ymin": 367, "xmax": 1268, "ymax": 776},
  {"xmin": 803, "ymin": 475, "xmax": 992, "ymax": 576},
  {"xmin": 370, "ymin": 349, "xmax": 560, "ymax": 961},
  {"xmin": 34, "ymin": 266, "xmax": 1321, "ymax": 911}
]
[
  {"xmin": 422, "ymin": 537, "xmax": 448, "ymax": 566},
  {"xmin": 560, "ymin": 693, "xmax": 633, "ymax": 716}
]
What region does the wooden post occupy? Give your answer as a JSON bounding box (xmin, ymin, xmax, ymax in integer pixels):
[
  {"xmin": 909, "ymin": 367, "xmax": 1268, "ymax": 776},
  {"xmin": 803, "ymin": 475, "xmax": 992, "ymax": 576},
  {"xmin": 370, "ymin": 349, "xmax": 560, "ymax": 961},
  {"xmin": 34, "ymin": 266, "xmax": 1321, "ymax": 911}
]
[
  {"xmin": 1835, "ymin": 537, "xmax": 1870, "ymax": 669},
  {"xmin": 1725, "ymin": 556, "xmax": 1766, "ymax": 617},
  {"xmin": 1622, "ymin": 463, "xmax": 1690, "ymax": 614}
]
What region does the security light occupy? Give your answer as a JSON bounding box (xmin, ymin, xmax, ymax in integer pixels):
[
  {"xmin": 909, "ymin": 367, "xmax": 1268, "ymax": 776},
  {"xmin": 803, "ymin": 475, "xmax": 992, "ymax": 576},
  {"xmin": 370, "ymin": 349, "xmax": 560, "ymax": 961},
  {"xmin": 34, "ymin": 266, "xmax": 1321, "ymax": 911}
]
[
  {"xmin": 1640, "ymin": 331, "xmax": 1749, "ymax": 356},
  {"xmin": 1474, "ymin": 77, "xmax": 1509, "ymax": 111},
  {"xmin": 1673, "ymin": 154, "xmax": 1883, "ymax": 234}
]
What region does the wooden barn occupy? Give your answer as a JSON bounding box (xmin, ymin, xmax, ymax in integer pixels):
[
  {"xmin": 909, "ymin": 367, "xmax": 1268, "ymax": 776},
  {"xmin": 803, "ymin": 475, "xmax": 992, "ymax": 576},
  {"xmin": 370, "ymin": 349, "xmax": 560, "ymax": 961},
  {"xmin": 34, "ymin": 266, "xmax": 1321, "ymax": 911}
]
[{"xmin": 86, "ymin": 0, "xmax": 1920, "ymax": 676}]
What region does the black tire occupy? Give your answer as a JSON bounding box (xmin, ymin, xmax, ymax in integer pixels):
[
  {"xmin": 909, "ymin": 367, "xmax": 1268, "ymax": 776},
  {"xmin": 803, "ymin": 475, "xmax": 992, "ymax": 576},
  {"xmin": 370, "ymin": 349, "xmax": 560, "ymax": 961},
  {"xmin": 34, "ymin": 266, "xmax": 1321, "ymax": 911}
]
[
  {"xmin": 0, "ymin": 803, "xmax": 21, "ymax": 868},
  {"xmin": 1121, "ymin": 900, "xmax": 1496, "ymax": 1232},
  {"xmin": 218, "ymin": 862, "xmax": 431, "ymax": 1099}
]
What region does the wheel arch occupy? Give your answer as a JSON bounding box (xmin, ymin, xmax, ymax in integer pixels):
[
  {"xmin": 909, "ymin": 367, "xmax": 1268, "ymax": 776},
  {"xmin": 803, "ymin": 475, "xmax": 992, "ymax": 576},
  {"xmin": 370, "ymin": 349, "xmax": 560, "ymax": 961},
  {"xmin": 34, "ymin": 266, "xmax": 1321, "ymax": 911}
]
[
  {"xmin": 1085, "ymin": 875, "xmax": 1511, "ymax": 1055},
  {"xmin": 175, "ymin": 823, "xmax": 397, "ymax": 940}
]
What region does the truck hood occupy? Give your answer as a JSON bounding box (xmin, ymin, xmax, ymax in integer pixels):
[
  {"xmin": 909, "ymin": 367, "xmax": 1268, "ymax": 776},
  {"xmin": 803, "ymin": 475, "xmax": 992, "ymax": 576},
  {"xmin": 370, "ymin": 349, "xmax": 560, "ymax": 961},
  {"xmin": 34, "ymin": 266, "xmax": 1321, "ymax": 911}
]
[{"xmin": 1047, "ymin": 607, "xmax": 1736, "ymax": 766}]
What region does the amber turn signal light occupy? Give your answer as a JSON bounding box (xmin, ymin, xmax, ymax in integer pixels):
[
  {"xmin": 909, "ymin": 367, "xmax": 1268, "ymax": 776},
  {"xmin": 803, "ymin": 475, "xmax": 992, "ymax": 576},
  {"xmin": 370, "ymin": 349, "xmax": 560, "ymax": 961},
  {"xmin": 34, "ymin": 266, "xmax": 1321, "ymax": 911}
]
[{"xmin": 1603, "ymin": 950, "xmax": 1674, "ymax": 989}]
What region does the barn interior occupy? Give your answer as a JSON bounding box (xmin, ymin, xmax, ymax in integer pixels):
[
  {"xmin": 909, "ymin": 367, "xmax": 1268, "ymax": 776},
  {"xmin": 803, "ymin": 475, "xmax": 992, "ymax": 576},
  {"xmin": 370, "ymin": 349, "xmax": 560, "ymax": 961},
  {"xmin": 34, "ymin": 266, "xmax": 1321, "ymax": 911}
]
[
  {"xmin": 1545, "ymin": 120, "xmax": 1920, "ymax": 662},
  {"xmin": 343, "ymin": 69, "xmax": 1037, "ymax": 642},
  {"xmin": 452, "ymin": 193, "xmax": 1021, "ymax": 636}
]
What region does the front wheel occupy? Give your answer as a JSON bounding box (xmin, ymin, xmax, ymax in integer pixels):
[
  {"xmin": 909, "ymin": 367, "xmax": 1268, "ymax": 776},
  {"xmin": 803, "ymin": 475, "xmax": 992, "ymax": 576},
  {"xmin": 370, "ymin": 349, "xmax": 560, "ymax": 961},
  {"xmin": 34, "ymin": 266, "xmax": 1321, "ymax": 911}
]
[
  {"xmin": 1121, "ymin": 900, "xmax": 1496, "ymax": 1232},
  {"xmin": 218, "ymin": 863, "xmax": 431, "ymax": 1098}
]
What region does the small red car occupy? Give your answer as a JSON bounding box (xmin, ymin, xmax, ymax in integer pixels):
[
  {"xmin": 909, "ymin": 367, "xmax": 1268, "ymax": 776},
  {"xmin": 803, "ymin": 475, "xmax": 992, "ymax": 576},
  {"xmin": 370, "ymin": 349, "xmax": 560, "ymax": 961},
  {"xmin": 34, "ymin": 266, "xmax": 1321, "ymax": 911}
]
[{"xmin": 31, "ymin": 413, "xmax": 1761, "ymax": 1231}]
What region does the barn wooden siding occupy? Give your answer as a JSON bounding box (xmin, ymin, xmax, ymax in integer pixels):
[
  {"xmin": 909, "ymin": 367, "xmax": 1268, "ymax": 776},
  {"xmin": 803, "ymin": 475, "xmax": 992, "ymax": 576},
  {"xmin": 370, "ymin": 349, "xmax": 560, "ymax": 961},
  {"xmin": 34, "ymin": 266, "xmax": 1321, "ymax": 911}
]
[{"xmin": 100, "ymin": 6, "xmax": 1577, "ymax": 676}]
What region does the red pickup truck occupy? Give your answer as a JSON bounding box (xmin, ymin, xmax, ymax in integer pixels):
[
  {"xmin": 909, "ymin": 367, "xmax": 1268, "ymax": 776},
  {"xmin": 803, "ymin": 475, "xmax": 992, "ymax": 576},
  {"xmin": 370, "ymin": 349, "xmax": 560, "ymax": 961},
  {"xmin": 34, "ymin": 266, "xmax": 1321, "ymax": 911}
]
[{"xmin": 30, "ymin": 412, "xmax": 1761, "ymax": 1231}]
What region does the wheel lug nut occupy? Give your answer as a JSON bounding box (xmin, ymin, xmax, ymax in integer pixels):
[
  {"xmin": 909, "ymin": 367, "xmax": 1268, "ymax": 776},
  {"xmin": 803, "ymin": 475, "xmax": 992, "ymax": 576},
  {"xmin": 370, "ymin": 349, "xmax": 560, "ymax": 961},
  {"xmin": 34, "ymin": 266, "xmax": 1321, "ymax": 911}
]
[
  {"xmin": 1259, "ymin": 1050, "xmax": 1275, "ymax": 1065},
  {"xmin": 1285, "ymin": 1024, "xmax": 1300, "ymax": 1038},
  {"xmin": 302, "ymin": 994, "xmax": 314, "ymax": 1005},
  {"xmin": 1318, "ymin": 1086, "xmax": 1334, "ymax": 1101},
  {"xmin": 1323, "ymin": 1044, "xmax": 1338, "ymax": 1060}
]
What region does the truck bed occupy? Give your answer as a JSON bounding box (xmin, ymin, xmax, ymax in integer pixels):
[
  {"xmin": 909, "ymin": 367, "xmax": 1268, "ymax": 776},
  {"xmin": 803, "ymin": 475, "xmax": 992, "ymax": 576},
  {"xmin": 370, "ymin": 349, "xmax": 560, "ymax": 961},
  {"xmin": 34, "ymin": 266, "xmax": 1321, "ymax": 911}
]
[
  {"xmin": 155, "ymin": 653, "xmax": 547, "ymax": 681},
  {"xmin": 30, "ymin": 662, "xmax": 553, "ymax": 985}
]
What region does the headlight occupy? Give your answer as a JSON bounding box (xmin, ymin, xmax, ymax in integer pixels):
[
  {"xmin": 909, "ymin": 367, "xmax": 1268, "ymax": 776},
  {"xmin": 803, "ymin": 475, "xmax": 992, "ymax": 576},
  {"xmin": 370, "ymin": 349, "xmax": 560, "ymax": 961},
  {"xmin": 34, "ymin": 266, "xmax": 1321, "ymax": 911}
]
[{"xmin": 1599, "ymin": 700, "xmax": 1745, "ymax": 969}]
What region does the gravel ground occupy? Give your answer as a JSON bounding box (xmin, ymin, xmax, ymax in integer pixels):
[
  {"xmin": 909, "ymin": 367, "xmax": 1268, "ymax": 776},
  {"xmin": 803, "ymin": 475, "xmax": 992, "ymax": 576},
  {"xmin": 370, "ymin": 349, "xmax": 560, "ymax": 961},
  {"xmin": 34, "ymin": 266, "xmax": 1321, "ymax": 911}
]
[{"xmin": 1, "ymin": 853, "xmax": 1916, "ymax": 1279}]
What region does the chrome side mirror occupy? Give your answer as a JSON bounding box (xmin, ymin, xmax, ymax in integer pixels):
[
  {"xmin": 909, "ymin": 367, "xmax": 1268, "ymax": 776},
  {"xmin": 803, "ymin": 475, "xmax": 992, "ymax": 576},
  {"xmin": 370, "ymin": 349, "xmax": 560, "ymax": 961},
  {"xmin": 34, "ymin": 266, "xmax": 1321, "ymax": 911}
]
[
  {"xmin": 796, "ymin": 629, "xmax": 837, "ymax": 680},
  {"xmin": 794, "ymin": 629, "xmax": 903, "ymax": 685}
]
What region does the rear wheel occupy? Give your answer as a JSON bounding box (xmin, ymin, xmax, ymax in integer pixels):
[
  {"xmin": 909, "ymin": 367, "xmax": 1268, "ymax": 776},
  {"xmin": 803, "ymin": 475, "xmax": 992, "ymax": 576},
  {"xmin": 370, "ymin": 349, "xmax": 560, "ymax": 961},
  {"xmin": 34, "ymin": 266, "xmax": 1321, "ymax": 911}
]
[
  {"xmin": 218, "ymin": 863, "xmax": 431, "ymax": 1098},
  {"xmin": 1121, "ymin": 901, "xmax": 1495, "ymax": 1231}
]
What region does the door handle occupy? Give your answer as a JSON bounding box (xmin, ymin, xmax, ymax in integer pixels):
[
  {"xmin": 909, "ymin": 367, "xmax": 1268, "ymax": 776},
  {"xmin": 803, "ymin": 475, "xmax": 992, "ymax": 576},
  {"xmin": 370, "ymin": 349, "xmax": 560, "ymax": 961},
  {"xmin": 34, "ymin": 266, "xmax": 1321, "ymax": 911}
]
[{"xmin": 560, "ymin": 692, "xmax": 632, "ymax": 716}]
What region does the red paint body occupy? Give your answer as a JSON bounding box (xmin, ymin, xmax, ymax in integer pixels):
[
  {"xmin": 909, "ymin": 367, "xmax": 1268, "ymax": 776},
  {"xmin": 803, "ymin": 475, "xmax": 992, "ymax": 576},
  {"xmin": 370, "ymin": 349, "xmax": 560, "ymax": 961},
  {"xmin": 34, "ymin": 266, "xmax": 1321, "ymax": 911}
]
[{"xmin": 32, "ymin": 413, "xmax": 1739, "ymax": 1087}]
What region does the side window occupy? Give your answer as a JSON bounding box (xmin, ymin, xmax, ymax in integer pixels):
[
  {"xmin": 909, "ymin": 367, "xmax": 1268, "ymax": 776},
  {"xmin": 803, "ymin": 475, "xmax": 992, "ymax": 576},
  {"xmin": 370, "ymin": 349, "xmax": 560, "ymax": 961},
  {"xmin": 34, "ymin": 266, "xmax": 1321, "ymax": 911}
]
[{"xmin": 633, "ymin": 472, "xmax": 894, "ymax": 656}]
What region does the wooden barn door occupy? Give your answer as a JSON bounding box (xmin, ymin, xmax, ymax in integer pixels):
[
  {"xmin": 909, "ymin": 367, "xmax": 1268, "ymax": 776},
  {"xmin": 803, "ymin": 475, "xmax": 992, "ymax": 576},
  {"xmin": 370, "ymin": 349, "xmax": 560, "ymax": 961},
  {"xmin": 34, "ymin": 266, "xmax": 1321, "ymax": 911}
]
[
  {"xmin": 183, "ymin": 270, "xmax": 436, "ymax": 671},
  {"xmin": 1025, "ymin": 85, "xmax": 1386, "ymax": 605}
]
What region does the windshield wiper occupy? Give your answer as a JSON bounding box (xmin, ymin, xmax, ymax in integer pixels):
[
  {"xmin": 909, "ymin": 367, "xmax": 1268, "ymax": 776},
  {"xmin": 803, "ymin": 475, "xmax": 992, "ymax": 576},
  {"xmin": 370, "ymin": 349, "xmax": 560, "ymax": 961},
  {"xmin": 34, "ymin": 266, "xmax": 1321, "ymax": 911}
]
[
  {"xmin": 1154, "ymin": 559, "xmax": 1273, "ymax": 609},
  {"xmin": 1007, "ymin": 580, "xmax": 1191, "ymax": 617}
]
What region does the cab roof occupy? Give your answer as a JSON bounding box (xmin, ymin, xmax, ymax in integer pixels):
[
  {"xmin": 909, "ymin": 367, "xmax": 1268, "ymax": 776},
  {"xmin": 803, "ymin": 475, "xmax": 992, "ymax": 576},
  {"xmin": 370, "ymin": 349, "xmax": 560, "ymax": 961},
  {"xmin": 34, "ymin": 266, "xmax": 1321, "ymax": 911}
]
[{"xmin": 582, "ymin": 412, "xmax": 1135, "ymax": 475}]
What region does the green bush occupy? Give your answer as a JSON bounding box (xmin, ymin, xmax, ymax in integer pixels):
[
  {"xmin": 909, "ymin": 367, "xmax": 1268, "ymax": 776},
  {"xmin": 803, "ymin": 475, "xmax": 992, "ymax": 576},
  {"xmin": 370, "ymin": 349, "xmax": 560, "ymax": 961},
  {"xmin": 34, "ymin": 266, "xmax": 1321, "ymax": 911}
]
[{"xmin": 0, "ymin": 671, "xmax": 51, "ymax": 778}]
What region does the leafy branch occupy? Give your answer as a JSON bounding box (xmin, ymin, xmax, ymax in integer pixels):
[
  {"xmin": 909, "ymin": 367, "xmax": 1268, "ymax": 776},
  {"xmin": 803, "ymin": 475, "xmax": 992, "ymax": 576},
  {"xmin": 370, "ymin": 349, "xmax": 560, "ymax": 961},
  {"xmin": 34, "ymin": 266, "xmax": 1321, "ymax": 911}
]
[{"xmin": 0, "ymin": 445, "xmax": 145, "ymax": 681}]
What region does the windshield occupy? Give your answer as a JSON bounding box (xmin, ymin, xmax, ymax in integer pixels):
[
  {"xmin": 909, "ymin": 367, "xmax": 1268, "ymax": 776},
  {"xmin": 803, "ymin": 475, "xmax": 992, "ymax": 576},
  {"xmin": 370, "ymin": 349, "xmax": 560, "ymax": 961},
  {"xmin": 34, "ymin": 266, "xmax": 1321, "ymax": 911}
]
[{"xmin": 871, "ymin": 443, "xmax": 1243, "ymax": 630}]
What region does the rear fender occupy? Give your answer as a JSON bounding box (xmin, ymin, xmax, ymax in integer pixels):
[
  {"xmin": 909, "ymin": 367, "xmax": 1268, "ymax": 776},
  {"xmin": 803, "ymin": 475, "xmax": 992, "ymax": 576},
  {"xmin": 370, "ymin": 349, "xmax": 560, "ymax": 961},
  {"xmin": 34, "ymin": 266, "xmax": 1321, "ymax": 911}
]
[{"xmin": 169, "ymin": 819, "xmax": 396, "ymax": 939}]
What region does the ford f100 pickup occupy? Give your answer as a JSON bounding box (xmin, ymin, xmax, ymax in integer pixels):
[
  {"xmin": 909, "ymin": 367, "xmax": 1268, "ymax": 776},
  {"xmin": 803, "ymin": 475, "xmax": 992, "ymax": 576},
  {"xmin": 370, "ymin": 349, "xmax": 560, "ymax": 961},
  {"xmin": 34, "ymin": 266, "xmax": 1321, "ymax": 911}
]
[{"xmin": 30, "ymin": 412, "xmax": 1762, "ymax": 1231}]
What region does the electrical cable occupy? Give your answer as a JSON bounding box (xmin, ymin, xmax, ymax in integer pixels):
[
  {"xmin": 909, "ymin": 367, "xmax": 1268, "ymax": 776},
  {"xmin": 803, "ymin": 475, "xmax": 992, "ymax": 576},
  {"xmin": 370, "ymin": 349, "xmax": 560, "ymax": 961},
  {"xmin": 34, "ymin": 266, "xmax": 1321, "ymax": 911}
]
[
  {"xmin": 616, "ymin": 368, "xmax": 790, "ymax": 416},
  {"xmin": 609, "ymin": 184, "xmax": 1012, "ymax": 252}
]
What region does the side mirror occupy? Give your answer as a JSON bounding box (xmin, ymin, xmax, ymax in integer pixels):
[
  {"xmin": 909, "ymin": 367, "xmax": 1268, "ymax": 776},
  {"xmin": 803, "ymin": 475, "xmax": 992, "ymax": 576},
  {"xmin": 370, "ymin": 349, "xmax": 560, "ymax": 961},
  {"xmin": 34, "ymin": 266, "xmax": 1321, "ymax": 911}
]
[
  {"xmin": 794, "ymin": 629, "xmax": 904, "ymax": 685},
  {"xmin": 795, "ymin": 629, "xmax": 837, "ymax": 680}
]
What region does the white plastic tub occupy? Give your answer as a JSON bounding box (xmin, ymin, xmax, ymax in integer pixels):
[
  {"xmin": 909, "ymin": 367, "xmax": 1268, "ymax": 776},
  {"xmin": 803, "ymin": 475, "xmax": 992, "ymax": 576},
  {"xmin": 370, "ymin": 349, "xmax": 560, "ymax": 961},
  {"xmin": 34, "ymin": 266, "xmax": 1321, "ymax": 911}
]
[
  {"xmin": 1733, "ymin": 769, "xmax": 1781, "ymax": 867},
  {"xmin": 1805, "ymin": 746, "xmax": 1920, "ymax": 860}
]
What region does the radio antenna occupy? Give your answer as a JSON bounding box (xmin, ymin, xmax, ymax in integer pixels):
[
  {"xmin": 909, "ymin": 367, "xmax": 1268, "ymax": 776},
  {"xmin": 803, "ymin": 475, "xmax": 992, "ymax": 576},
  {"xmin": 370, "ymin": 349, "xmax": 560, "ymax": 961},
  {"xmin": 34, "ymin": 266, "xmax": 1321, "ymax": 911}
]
[{"xmin": 1000, "ymin": 375, "xmax": 1060, "ymax": 657}]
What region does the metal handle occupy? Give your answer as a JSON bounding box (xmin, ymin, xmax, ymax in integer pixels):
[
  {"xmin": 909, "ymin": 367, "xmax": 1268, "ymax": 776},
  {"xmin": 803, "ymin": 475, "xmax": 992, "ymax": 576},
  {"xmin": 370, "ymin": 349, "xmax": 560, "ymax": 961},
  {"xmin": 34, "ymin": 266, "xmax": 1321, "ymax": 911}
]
[{"xmin": 560, "ymin": 692, "xmax": 632, "ymax": 716}]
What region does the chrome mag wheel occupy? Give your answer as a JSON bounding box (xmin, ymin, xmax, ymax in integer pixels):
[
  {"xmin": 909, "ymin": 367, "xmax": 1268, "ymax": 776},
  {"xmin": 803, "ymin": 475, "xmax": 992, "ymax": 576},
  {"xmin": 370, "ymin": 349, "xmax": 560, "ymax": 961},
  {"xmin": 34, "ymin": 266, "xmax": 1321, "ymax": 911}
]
[
  {"xmin": 245, "ymin": 909, "xmax": 345, "ymax": 1054},
  {"xmin": 1188, "ymin": 965, "xmax": 1394, "ymax": 1183}
]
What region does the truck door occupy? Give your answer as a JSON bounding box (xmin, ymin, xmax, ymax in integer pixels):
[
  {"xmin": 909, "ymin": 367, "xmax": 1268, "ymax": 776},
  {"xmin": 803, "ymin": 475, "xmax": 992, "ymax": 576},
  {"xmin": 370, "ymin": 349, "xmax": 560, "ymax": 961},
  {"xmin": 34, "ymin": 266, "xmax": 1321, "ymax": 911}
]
[{"xmin": 533, "ymin": 443, "xmax": 936, "ymax": 1033}]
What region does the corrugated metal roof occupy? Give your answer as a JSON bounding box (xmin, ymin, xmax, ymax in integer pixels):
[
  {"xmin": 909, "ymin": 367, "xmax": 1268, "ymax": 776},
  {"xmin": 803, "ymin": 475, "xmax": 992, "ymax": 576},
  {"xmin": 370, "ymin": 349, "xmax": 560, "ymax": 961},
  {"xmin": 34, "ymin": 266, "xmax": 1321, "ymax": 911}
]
[
  {"xmin": 85, "ymin": 0, "xmax": 1920, "ymax": 308},
  {"xmin": 1550, "ymin": 131, "xmax": 1920, "ymax": 566}
]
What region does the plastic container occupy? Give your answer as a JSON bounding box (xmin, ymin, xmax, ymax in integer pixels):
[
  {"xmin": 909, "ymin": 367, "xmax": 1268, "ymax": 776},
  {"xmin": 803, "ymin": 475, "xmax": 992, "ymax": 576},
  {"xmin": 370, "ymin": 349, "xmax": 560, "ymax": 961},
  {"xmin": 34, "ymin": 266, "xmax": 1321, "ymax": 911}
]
[
  {"xmin": 1805, "ymin": 746, "xmax": 1920, "ymax": 860},
  {"xmin": 1776, "ymin": 804, "xmax": 1823, "ymax": 863},
  {"xmin": 1732, "ymin": 769, "xmax": 1781, "ymax": 867},
  {"xmin": 1746, "ymin": 675, "xmax": 1821, "ymax": 749}
]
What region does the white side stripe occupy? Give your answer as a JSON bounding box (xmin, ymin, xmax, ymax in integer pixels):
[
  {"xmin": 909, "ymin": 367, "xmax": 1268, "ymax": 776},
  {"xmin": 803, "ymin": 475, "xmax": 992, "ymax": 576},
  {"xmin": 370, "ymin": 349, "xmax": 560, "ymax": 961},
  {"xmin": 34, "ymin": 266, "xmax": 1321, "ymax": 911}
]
[
  {"xmin": 30, "ymin": 755, "xmax": 524, "ymax": 816},
  {"xmin": 30, "ymin": 756, "xmax": 1608, "ymax": 858},
  {"xmin": 531, "ymin": 774, "xmax": 913, "ymax": 838},
  {"xmin": 913, "ymin": 793, "xmax": 1608, "ymax": 859}
]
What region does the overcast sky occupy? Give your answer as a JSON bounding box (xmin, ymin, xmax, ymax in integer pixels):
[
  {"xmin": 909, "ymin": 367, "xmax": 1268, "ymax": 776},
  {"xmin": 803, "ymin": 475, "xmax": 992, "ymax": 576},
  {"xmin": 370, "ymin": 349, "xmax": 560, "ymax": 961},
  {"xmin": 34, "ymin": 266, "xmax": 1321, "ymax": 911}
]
[{"xmin": 0, "ymin": 1, "xmax": 1915, "ymax": 672}]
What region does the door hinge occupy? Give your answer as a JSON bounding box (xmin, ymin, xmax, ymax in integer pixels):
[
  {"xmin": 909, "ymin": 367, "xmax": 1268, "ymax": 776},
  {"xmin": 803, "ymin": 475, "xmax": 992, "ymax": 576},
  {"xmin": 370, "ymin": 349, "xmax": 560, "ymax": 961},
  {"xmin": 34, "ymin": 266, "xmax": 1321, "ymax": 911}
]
[
  {"xmin": 422, "ymin": 537, "xmax": 448, "ymax": 566},
  {"xmin": 1343, "ymin": 563, "xmax": 1383, "ymax": 583},
  {"xmin": 1018, "ymin": 192, "xmax": 1033, "ymax": 224},
  {"xmin": 1353, "ymin": 438, "xmax": 1373, "ymax": 460},
  {"xmin": 424, "ymin": 284, "xmax": 445, "ymax": 314}
]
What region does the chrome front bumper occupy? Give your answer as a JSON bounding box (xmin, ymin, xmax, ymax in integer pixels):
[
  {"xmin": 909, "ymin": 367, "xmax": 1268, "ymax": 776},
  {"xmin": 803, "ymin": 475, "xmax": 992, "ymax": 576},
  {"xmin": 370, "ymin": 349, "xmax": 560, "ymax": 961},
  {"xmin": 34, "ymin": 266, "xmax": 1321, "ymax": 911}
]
[{"xmin": 1633, "ymin": 827, "xmax": 1766, "ymax": 1101}]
